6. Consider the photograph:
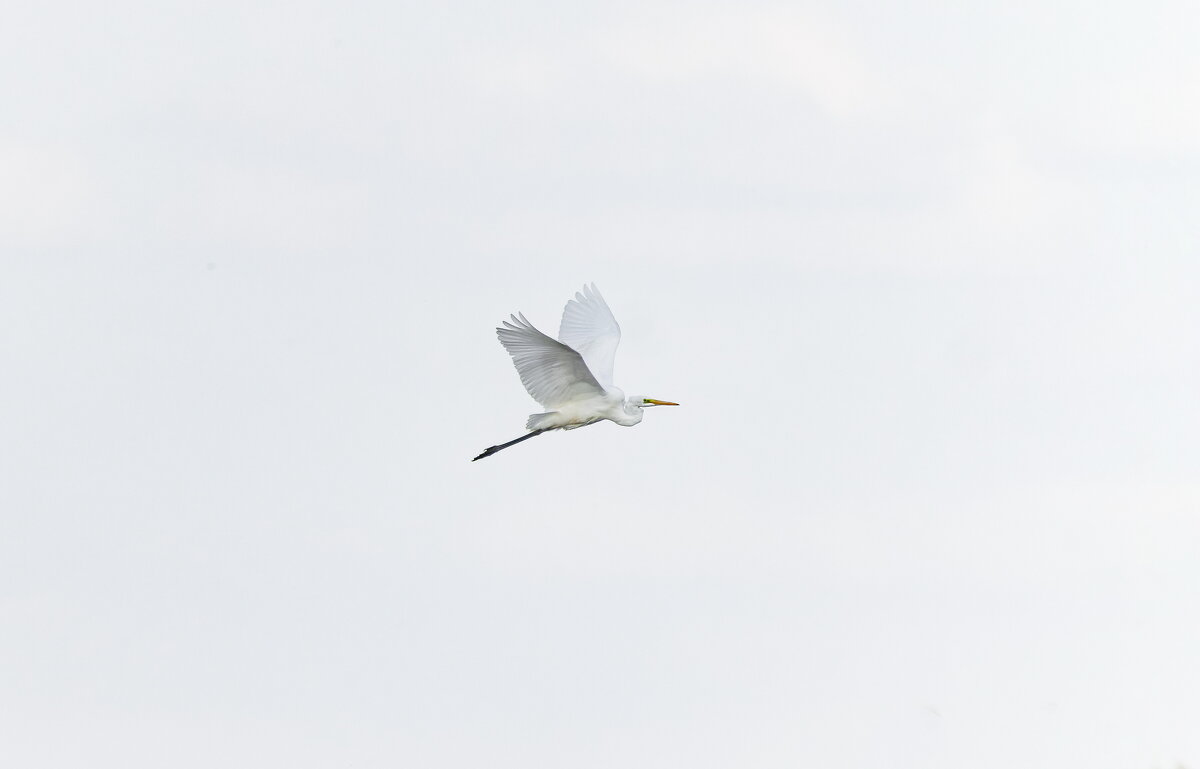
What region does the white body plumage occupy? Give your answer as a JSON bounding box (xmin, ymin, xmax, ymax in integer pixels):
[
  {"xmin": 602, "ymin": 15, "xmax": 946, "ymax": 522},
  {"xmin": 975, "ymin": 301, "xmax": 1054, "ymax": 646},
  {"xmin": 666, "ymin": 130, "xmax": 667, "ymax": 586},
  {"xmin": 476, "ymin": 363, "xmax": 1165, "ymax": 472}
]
[{"xmin": 527, "ymin": 386, "xmax": 641, "ymax": 432}]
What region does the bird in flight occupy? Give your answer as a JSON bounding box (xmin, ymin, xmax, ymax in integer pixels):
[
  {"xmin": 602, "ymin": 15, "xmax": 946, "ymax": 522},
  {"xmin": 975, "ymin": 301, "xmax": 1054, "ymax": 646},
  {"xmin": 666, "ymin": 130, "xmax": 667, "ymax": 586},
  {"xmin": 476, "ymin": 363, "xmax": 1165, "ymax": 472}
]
[{"xmin": 473, "ymin": 284, "xmax": 678, "ymax": 461}]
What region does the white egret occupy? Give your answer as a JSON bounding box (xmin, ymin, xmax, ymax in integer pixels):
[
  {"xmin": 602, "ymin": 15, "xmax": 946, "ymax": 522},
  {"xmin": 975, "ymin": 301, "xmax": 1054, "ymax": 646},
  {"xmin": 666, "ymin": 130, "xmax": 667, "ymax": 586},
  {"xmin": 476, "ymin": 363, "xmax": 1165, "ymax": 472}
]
[{"xmin": 473, "ymin": 283, "xmax": 678, "ymax": 461}]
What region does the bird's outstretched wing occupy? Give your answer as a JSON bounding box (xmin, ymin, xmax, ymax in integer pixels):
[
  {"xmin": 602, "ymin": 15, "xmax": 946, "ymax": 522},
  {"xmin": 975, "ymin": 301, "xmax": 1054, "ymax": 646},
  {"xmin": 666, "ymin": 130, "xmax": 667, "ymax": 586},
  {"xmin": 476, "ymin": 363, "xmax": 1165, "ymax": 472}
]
[
  {"xmin": 497, "ymin": 313, "xmax": 606, "ymax": 409},
  {"xmin": 557, "ymin": 283, "xmax": 621, "ymax": 390}
]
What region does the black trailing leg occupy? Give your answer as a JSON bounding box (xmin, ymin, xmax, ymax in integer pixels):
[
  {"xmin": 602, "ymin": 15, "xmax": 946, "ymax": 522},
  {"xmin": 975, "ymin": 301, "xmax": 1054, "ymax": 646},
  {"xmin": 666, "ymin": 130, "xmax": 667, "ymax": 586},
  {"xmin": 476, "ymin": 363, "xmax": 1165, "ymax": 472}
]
[{"xmin": 472, "ymin": 430, "xmax": 545, "ymax": 461}]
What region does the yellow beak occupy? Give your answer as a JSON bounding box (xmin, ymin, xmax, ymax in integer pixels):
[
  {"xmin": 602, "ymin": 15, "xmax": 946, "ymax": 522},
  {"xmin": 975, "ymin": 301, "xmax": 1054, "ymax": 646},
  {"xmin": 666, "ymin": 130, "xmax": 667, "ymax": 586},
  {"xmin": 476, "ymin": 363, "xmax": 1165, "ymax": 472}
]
[{"xmin": 644, "ymin": 399, "xmax": 679, "ymax": 406}]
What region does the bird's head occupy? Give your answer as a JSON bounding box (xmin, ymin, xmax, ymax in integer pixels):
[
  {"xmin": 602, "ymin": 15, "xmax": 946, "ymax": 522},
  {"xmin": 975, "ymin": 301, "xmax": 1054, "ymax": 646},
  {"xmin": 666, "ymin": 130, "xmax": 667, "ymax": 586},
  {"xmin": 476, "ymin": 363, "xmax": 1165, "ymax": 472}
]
[{"xmin": 629, "ymin": 396, "xmax": 679, "ymax": 410}]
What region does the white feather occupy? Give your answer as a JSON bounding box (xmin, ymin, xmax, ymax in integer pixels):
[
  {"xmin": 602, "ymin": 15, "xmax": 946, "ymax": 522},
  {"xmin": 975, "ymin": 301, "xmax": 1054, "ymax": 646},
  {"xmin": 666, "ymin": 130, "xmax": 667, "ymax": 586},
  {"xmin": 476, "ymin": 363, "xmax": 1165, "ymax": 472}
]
[
  {"xmin": 496, "ymin": 313, "xmax": 605, "ymax": 409},
  {"xmin": 557, "ymin": 283, "xmax": 622, "ymax": 390}
]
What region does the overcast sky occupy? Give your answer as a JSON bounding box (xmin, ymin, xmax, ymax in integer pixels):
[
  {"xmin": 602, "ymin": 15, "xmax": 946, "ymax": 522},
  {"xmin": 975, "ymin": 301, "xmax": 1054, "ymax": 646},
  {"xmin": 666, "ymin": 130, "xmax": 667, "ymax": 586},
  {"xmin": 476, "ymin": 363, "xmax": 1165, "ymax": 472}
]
[{"xmin": 3, "ymin": 1, "xmax": 1199, "ymax": 767}]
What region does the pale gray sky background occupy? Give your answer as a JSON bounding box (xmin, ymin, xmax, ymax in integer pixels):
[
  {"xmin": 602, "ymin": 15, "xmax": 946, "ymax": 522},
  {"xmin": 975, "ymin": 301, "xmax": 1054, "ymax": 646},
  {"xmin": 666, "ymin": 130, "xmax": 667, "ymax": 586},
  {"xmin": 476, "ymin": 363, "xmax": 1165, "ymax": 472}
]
[{"xmin": 3, "ymin": 1, "xmax": 1199, "ymax": 767}]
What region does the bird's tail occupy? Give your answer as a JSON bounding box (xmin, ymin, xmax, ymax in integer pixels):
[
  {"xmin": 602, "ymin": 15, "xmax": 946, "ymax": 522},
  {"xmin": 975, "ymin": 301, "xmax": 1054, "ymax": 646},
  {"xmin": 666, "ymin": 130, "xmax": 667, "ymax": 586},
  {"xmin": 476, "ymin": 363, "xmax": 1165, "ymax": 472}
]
[{"xmin": 525, "ymin": 412, "xmax": 558, "ymax": 431}]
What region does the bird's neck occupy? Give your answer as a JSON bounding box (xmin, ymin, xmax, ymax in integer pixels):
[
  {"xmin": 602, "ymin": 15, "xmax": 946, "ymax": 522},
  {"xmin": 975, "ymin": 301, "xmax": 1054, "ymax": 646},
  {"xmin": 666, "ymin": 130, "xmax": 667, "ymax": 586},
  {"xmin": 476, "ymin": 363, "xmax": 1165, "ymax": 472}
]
[{"xmin": 614, "ymin": 399, "xmax": 644, "ymax": 426}]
